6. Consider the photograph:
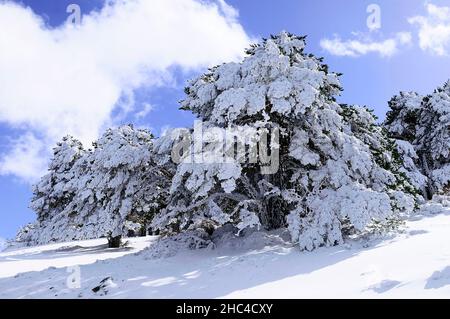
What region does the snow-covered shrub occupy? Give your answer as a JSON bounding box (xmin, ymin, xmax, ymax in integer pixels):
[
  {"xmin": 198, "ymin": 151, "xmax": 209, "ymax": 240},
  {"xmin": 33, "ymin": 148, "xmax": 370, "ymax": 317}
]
[
  {"xmin": 431, "ymin": 194, "xmax": 450, "ymax": 208},
  {"xmin": 419, "ymin": 201, "xmax": 449, "ymax": 216},
  {"xmin": 0, "ymin": 237, "xmax": 7, "ymax": 252},
  {"xmin": 142, "ymin": 229, "xmax": 214, "ymax": 259},
  {"xmin": 15, "ymin": 222, "xmax": 38, "ymax": 246},
  {"xmin": 124, "ymin": 220, "xmax": 144, "ymax": 237},
  {"xmin": 211, "ymin": 226, "xmax": 291, "ymax": 252},
  {"xmin": 151, "ymin": 32, "xmax": 418, "ymax": 251}
]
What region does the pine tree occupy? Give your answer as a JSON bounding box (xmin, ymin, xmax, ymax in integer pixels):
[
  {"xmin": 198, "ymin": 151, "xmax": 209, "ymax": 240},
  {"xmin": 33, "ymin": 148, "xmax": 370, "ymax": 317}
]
[
  {"xmin": 30, "ymin": 136, "xmax": 85, "ymax": 223},
  {"xmin": 385, "ymin": 92, "xmax": 423, "ymax": 142},
  {"xmin": 22, "ymin": 125, "xmax": 174, "ymax": 246},
  {"xmin": 385, "ymin": 81, "xmax": 450, "ymax": 198},
  {"xmin": 152, "ymin": 32, "xmax": 417, "ymax": 251},
  {"xmin": 416, "ymin": 82, "xmax": 450, "ymax": 194}
]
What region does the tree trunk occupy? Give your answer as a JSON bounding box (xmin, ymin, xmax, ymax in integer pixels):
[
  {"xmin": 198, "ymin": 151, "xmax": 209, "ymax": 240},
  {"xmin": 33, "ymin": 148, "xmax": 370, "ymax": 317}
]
[
  {"xmin": 107, "ymin": 235, "xmax": 122, "ymax": 248},
  {"xmin": 421, "ymin": 153, "xmax": 434, "ymax": 199}
]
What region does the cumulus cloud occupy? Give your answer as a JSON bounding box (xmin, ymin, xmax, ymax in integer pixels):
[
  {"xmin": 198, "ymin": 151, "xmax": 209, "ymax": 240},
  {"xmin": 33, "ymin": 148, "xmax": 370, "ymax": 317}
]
[
  {"xmin": 320, "ymin": 32, "xmax": 412, "ymax": 57},
  {"xmin": 0, "ymin": 0, "xmax": 252, "ymax": 182},
  {"xmin": 0, "ymin": 133, "xmax": 48, "ymax": 181},
  {"xmin": 409, "ymin": 3, "xmax": 450, "ymax": 56}
]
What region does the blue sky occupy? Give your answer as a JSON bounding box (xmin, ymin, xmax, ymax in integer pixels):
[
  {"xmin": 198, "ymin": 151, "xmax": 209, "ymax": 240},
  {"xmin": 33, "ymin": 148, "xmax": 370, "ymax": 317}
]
[{"xmin": 0, "ymin": 0, "xmax": 449, "ymax": 239}]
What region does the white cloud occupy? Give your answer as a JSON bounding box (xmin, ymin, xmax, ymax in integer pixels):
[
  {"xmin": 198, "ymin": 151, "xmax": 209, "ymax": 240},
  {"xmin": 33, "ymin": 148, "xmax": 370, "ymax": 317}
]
[
  {"xmin": 0, "ymin": 133, "xmax": 48, "ymax": 181},
  {"xmin": 320, "ymin": 32, "xmax": 412, "ymax": 57},
  {"xmin": 0, "ymin": 0, "xmax": 252, "ymax": 182},
  {"xmin": 409, "ymin": 3, "xmax": 450, "ymax": 56},
  {"xmin": 135, "ymin": 103, "xmax": 154, "ymax": 119},
  {"xmin": 217, "ymin": 0, "xmax": 239, "ymax": 20}
]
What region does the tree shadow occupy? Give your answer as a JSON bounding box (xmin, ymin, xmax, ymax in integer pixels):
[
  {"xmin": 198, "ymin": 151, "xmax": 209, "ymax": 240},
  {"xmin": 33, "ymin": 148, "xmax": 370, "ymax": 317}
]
[
  {"xmin": 363, "ymin": 280, "xmax": 402, "ymax": 293},
  {"xmin": 425, "ymin": 266, "xmax": 450, "ymax": 289},
  {"xmin": 0, "ymin": 244, "xmax": 133, "ymax": 261}
]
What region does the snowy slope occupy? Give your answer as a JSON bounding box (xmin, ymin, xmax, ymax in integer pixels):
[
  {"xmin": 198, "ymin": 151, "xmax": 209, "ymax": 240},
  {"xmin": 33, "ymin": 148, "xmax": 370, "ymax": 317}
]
[{"xmin": 1, "ymin": 206, "xmax": 450, "ymax": 298}]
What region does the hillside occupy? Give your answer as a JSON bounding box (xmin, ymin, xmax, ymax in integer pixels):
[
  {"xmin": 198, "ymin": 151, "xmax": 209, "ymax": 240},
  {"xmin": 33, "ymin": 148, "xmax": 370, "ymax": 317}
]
[{"xmin": 1, "ymin": 202, "xmax": 449, "ymax": 298}]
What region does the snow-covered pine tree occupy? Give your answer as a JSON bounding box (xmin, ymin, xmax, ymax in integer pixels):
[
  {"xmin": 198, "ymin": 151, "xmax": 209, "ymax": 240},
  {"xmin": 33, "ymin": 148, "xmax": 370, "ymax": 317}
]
[
  {"xmin": 30, "ymin": 136, "xmax": 85, "ymax": 225},
  {"xmin": 385, "ymin": 82, "xmax": 450, "ymax": 198},
  {"xmin": 151, "ymin": 32, "xmax": 417, "ymax": 251},
  {"xmin": 385, "ymin": 92, "xmax": 423, "ymax": 142},
  {"xmin": 69, "ymin": 125, "xmax": 154, "ymax": 247},
  {"xmin": 23, "ymin": 125, "xmax": 174, "ymax": 247},
  {"xmin": 416, "ymin": 82, "xmax": 450, "ymax": 194},
  {"xmin": 22, "ymin": 136, "xmax": 86, "ymax": 245}
]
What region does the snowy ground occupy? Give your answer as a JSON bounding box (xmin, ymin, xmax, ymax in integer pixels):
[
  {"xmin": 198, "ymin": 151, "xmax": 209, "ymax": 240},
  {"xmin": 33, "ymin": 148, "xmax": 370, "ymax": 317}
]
[{"xmin": 1, "ymin": 206, "xmax": 450, "ymax": 298}]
